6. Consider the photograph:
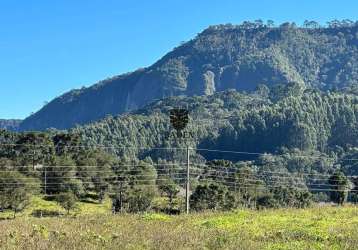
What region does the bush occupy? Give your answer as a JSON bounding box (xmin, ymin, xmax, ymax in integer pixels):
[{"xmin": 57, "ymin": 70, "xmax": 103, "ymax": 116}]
[
  {"xmin": 190, "ymin": 183, "xmax": 235, "ymax": 211},
  {"xmin": 271, "ymin": 186, "xmax": 313, "ymax": 208},
  {"xmin": 257, "ymin": 194, "xmax": 280, "ymax": 209},
  {"xmin": 127, "ymin": 188, "xmax": 155, "ymax": 213},
  {"xmin": 56, "ymin": 192, "xmax": 78, "ymax": 214}
]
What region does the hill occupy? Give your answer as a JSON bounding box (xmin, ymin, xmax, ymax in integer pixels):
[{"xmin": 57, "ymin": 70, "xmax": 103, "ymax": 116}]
[
  {"xmin": 66, "ymin": 86, "xmax": 358, "ymax": 182},
  {"xmin": 1, "ymin": 87, "xmax": 357, "ymax": 220},
  {"xmin": 0, "ymin": 119, "xmax": 21, "ymax": 131},
  {"xmin": 19, "ymin": 21, "xmax": 358, "ymax": 131},
  {"xmin": 2, "ymin": 87, "xmax": 357, "ymax": 183}
]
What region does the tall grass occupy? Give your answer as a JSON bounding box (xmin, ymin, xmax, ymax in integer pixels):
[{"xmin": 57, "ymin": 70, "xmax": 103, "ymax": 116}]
[{"xmin": 0, "ymin": 205, "xmax": 357, "ymax": 249}]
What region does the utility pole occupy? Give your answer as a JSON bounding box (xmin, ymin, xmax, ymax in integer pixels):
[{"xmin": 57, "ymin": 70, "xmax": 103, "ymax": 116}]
[
  {"xmin": 169, "ymin": 107, "xmax": 190, "ymax": 214},
  {"xmin": 44, "ymin": 166, "xmax": 47, "ymax": 195},
  {"xmin": 186, "ymin": 146, "xmax": 190, "ymax": 214},
  {"xmin": 32, "ymin": 149, "xmax": 35, "ymax": 171},
  {"xmin": 119, "ymin": 181, "xmax": 123, "ymax": 213}
]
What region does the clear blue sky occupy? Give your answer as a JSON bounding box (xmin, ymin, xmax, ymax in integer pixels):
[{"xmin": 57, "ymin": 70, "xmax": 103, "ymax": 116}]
[{"xmin": 1, "ymin": 0, "xmax": 357, "ymax": 119}]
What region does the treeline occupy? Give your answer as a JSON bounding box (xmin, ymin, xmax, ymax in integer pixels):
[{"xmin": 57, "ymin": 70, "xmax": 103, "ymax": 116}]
[
  {"xmin": 204, "ymin": 19, "xmax": 358, "ymax": 31},
  {"xmin": 0, "ymin": 155, "xmax": 357, "ymax": 217},
  {"xmin": 0, "ymin": 139, "xmax": 356, "ymax": 217}
]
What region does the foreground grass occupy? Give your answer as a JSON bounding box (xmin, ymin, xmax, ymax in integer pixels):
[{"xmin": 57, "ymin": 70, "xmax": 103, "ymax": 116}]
[{"xmin": 0, "ymin": 205, "xmax": 357, "ymax": 250}]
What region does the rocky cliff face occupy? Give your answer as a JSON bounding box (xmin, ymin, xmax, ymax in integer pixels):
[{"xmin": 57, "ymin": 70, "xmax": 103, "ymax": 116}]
[{"xmin": 19, "ymin": 23, "xmax": 358, "ymax": 131}]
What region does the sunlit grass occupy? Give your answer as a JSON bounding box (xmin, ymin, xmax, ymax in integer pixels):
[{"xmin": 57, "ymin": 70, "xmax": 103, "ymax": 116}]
[{"xmin": 0, "ymin": 198, "xmax": 357, "ymax": 249}]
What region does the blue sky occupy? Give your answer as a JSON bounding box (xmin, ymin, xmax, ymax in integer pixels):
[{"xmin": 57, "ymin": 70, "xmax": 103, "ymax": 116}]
[{"xmin": 1, "ymin": 0, "xmax": 357, "ymax": 119}]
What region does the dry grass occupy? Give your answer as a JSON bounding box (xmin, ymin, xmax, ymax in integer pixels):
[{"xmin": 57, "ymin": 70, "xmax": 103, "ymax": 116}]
[{"xmin": 0, "ymin": 204, "xmax": 357, "ymax": 250}]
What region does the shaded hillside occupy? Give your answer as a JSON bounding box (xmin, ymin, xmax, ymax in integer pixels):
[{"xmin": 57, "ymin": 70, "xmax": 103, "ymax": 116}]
[
  {"xmin": 0, "ymin": 119, "xmax": 21, "ymax": 131},
  {"xmin": 20, "ymin": 21, "xmax": 358, "ymax": 131}
]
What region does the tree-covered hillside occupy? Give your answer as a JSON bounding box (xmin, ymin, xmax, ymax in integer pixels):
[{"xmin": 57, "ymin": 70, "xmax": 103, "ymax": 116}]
[
  {"xmin": 71, "ymin": 85, "xmax": 358, "ymax": 173},
  {"xmin": 19, "ymin": 20, "xmax": 358, "ymax": 131},
  {"xmin": 2, "ymin": 86, "xmax": 357, "ymax": 213}
]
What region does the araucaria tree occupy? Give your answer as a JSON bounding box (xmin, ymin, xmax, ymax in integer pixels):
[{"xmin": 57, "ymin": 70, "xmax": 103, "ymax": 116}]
[
  {"xmin": 0, "ymin": 171, "xmax": 34, "ymax": 218},
  {"xmin": 56, "ymin": 192, "xmax": 78, "ymax": 214},
  {"xmin": 190, "ymin": 183, "xmax": 235, "ymax": 211},
  {"xmin": 328, "ymin": 171, "xmax": 349, "ymax": 205}
]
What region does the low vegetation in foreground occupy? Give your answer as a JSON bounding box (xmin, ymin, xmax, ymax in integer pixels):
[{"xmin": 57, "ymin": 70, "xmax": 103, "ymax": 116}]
[{"xmin": 0, "ymin": 202, "xmax": 357, "ymax": 250}]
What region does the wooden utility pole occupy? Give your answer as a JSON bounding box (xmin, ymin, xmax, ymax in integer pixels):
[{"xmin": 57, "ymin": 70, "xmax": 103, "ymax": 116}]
[
  {"xmin": 119, "ymin": 181, "xmax": 124, "ymax": 213},
  {"xmin": 44, "ymin": 166, "xmax": 47, "ymax": 195},
  {"xmin": 32, "ymin": 149, "xmax": 35, "ymax": 171},
  {"xmin": 169, "ymin": 107, "xmax": 190, "ymax": 214},
  {"xmin": 185, "ymin": 146, "xmax": 190, "ymax": 214}
]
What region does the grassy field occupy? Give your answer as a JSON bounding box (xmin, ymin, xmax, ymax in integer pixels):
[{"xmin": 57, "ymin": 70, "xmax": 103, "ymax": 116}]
[{"xmin": 0, "ymin": 198, "xmax": 357, "ymax": 250}]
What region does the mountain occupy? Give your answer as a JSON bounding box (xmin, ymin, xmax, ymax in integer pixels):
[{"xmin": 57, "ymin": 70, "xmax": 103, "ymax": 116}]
[
  {"xmin": 0, "ymin": 119, "xmax": 22, "ymax": 131},
  {"xmin": 19, "ymin": 21, "xmax": 358, "ymax": 131}
]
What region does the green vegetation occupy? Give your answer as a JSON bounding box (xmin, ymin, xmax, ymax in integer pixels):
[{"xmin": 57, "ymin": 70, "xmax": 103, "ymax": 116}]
[
  {"xmin": 71, "ymin": 87, "xmax": 358, "ymax": 189},
  {"xmin": 73, "ymin": 87, "xmax": 358, "ymax": 163},
  {"xmin": 1, "ymin": 86, "xmax": 358, "ymax": 214},
  {"xmin": 328, "ymin": 171, "xmax": 350, "ymax": 205},
  {"xmin": 190, "ymin": 183, "xmax": 234, "ymax": 211},
  {"xmin": 0, "ymin": 205, "xmax": 357, "ymax": 249},
  {"xmin": 0, "ymin": 171, "xmax": 36, "ymax": 218},
  {"xmin": 56, "ymin": 192, "xmax": 78, "ymax": 214},
  {"xmin": 0, "ymin": 196, "xmax": 112, "ymax": 219}
]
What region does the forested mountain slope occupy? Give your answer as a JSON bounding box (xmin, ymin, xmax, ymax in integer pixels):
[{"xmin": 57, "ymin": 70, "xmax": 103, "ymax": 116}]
[
  {"xmin": 19, "ymin": 21, "xmax": 358, "ymax": 131},
  {"xmin": 72, "ymin": 87, "xmax": 358, "ymax": 175},
  {"xmin": 1, "ymin": 87, "xmax": 358, "ymax": 210}
]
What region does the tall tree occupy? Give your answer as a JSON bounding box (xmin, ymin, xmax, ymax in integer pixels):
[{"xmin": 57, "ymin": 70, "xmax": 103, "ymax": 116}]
[
  {"xmin": 56, "ymin": 191, "xmax": 78, "ymax": 215},
  {"xmin": 0, "ymin": 171, "xmax": 36, "ymax": 218},
  {"xmin": 328, "ymin": 171, "xmax": 349, "ymax": 205}
]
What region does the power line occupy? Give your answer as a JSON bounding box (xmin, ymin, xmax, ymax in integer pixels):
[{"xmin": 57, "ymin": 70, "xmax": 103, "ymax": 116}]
[
  {"xmin": 2, "ymin": 143, "xmax": 358, "ymax": 162},
  {"xmin": 0, "ymin": 172, "xmax": 346, "ymax": 188},
  {"xmin": 193, "ymin": 178, "xmax": 354, "ymax": 193},
  {"xmin": 1, "ymin": 163, "xmax": 356, "ymax": 179},
  {"xmin": 1, "ymin": 179, "xmax": 352, "ymax": 192},
  {"xmin": 194, "ymin": 174, "xmax": 349, "ymax": 188},
  {"xmin": 0, "ymin": 164, "xmax": 188, "ymax": 172},
  {"xmin": 0, "ymin": 173, "xmax": 187, "ymax": 180},
  {"xmin": 0, "ymin": 177, "xmax": 187, "ymax": 186},
  {"xmin": 0, "ymin": 173, "xmax": 354, "ymax": 193},
  {"xmin": 191, "ymin": 163, "xmax": 358, "ymax": 178}
]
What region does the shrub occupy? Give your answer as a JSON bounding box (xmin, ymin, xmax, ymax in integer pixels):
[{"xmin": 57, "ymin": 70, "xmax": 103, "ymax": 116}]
[
  {"xmin": 56, "ymin": 192, "xmax": 78, "ymax": 214},
  {"xmin": 190, "ymin": 183, "xmax": 235, "ymax": 211}
]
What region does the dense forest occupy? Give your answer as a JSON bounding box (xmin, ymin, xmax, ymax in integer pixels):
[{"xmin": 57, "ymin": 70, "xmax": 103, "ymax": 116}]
[
  {"xmin": 72, "ymin": 83, "xmax": 358, "ymax": 173},
  {"xmin": 15, "ymin": 20, "xmax": 358, "ymax": 131},
  {"xmin": 1, "ymin": 84, "xmax": 358, "ymax": 214}
]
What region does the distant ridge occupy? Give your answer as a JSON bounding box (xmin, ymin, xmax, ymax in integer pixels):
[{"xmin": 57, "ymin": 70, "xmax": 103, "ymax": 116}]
[{"xmin": 0, "ymin": 119, "xmax": 22, "ymax": 131}]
